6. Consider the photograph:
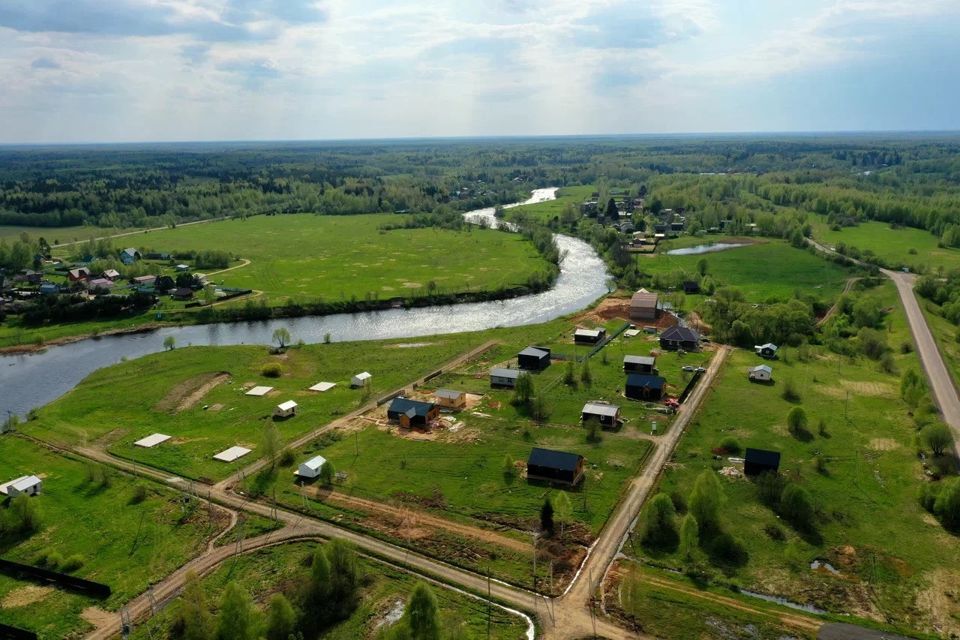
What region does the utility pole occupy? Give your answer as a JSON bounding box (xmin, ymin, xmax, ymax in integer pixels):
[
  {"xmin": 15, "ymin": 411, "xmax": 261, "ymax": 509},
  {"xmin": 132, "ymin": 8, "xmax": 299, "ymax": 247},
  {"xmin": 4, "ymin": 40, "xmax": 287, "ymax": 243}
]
[
  {"xmin": 531, "ymin": 531, "xmax": 537, "ymax": 592},
  {"xmin": 486, "ymin": 568, "xmax": 492, "ymax": 640}
]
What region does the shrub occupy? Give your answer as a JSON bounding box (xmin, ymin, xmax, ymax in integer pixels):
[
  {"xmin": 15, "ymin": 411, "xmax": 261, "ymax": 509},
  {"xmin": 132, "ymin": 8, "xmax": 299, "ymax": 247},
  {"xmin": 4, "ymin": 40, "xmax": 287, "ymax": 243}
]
[
  {"xmin": 718, "ymin": 437, "xmax": 741, "ymax": 455},
  {"xmin": 640, "ymin": 493, "xmax": 678, "ymax": 550},
  {"xmin": 755, "ymin": 471, "xmax": 787, "ymax": 508},
  {"xmin": 787, "ymin": 406, "xmax": 811, "ymax": 441},
  {"xmin": 61, "ymin": 554, "xmax": 85, "ymax": 573},
  {"xmin": 923, "ymin": 423, "xmax": 954, "ymax": 457},
  {"xmin": 129, "ymin": 485, "xmax": 148, "ymax": 505},
  {"xmin": 261, "ymin": 363, "xmax": 283, "ymax": 378},
  {"xmin": 764, "ymin": 523, "xmax": 786, "ymax": 541},
  {"xmin": 781, "ymin": 379, "xmax": 801, "ymax": 403},
  {"xmin": 780, "ymin": 483, "xmax": 815, "ymax": 531},
  {"xmin": 43, "ymin": 551, "xmax": 64, "ymax": 570},
  {"xmin": 278, "ymin": 448, "xmax": 295, "ymax": 468},
  {"xmin": 708, "ymin": 532, "xmax": 747, "ymax": 566},
  {"xmin": 689, "ymin": 470, "xmax": 724, "ymax": 533},
  {"xmin": 934, "ymin": 479, "xmax": 960, "ymax": 531}
]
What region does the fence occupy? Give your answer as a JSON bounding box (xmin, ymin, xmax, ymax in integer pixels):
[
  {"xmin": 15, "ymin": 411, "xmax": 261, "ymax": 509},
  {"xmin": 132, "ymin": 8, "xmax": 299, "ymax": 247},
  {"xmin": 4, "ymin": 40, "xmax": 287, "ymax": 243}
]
[
  {"xmin": 0, "ymin": 559, "xmax": 111, "ymax": 599},
  {"xmin": 678, "ymin": 369, "xmax": 704, "ymax": 403}
]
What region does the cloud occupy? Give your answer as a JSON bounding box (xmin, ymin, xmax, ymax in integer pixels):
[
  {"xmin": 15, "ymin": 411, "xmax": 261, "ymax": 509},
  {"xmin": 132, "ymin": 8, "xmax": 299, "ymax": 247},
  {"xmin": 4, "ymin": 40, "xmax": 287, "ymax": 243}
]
[
  {"xmin": 217, "ymin": 58, "xmax": 282, "ymax": 89},
  {"xmin": 30, "ymin": 57, "xmax": 60, "ymax": 70}
]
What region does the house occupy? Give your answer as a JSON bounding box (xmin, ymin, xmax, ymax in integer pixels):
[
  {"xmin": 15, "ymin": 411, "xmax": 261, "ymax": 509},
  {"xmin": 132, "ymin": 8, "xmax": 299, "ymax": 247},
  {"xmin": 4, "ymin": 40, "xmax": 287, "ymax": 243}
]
[
  {"xmin": 623, "ymin": 355, "xmax": 656, "ymax": 374},
  {"xmin": 581, "ymin": 402, "xmax": 621, "ymax": 428},
  {"xmin": 67, "ymin": 267, "xmax": 90, "ymax": 282},
  {"xmin": 517, "ymin": 346, "xmax": 551, "ymax": 371},
  {"xmin": 629, "ymin": 289, "xmax": 659, "ymax": 321},
  {"xmin": 102, "ymin": 269, "xmax": 121, "ymax": 280},
  {"xmin": 625, "ymin": 374, "xmax": 666, "ymax": 401},
  {"xmin": 669, "ymin": 221, "xmax": 685, "ymax": 233},
  {"xmin": 434, "ymin": 388, "xmax": 467, "ymax": 410},
  {"xmin": 653, "ymin": 224, "xmax": 667, "ymax": 234},
  {"xmin": 574, "ymin": 328, "xmax": 606, "ymax": 344},
  {"xmin": 748, "ymin": 364, "xmax": 773, "ymax": 382},
  {"xmin": 39, "ymin": 282, "xmax": 59, "ymax": 296},
  {"xmin": 0, "ymin": 475, "xmax": 42, "ymax": 497},
  {"xmin": 387, "ymin": 397, "xmax": 440, "ymax": 428},
  {"xmin": 296, "ymin": 455, "xmax": 327, "ymax": 479},
  {"xmin": 744, "ymin": 448, "xmax": 781, "ymax": 476},
  {"xmin": 527, "ymin": 448, "xmax": 585, "ymax": 486},
  {"xmin": 351, "ymin": 372, "xmax": 372, "ymax": 387},
  {"xmin": 755, "ymin": 343, "xmax": 779, "ymax": 359},
  {"xmin": 87, "ymin": 278, "xmax": 114, "ymax": 290},
  {"xmin": 682, "ymin": 280, "xmax": 700, "ymax": 294},
  {"xmin": 659, "ymin": 325, "xmax": 700, "ymax": 351},
  {"xmin": 172, "ymin": 287, "xmax": 194, "ymax": 301},
  {"xmin": 133, "ymin": 275, "xmax": 156, "ymax": 286},
  {"xmin": 119, "ymin": 248, "xmax": 141, "ymax": 265},
  {"xmin": 274, "ymin": 400, "xmax": 299, "ymax": 419},
  {"xmin": 490, "ymin": 367, "xmax": 522, "ymax": 388}
]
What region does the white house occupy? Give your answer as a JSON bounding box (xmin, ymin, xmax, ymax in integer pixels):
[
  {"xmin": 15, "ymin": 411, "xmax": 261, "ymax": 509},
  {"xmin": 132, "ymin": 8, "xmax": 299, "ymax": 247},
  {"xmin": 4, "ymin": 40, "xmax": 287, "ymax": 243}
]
[
  {"xmin": 296, "ymin": 455, "xmax": 328, "ymax": 479},
  {"xmin": 274, "ymin": 400, "xmax": 298, "ymax": 418},
  {"xmin": 749, "ymin": 364, "xmax": 773, "ymax": 382},
  {"xmin": 0, "ymin": 475, "xmax": 42, "ymax": 497},
  {"xmin": 351, "ymin": 372, "xmax": 372, "ymax": 388}
]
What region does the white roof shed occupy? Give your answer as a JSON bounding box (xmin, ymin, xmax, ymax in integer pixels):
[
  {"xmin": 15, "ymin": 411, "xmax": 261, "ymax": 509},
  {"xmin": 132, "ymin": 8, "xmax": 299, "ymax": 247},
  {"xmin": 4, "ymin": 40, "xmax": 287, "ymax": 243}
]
[
  {"xmin": 351, "ymin": 372, "xmax": 372, "ymax": 386},
  {"xmin": 246, "ymin": 386, "xmax": 274, "ymax": 397},
  {"xmin": 0, "ymin": 475, "xmax": 42, "ymax": 496},
  {"xmin": 309, "ymin": 381, "xmax": 336, "ymax": 392},
  {"xmin": 213, "ymin": 446, "xmax": 252, "ymax": 463},
  {"xmin": 134, "ymin": 433, "xmax": 172, "ymax": 448},
  {"xmin": 296, "ymin": 455, "xmax": 328, "ymax": 478}
]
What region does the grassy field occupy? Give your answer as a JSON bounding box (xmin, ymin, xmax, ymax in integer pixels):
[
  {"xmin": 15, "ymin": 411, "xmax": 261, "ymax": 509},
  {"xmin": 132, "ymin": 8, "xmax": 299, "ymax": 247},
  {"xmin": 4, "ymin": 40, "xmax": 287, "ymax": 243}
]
[
  {"xmin": 58, "ymin": 214, "xmax": 552, "ymax": 304},
  {"xmin": 632, "ymin": 281, "xmax": 960, "ymax": 636},
  {"xmin": 129, "ymin": 541, "xmax": 529, "ymax": 640},
  {"xmin": 506, "ymin": 185, "xmax": 596, "ymax": 223},
  {"xmin": 810, "ymin": 215, "xmax": 960, "ymax": 273},
  {"xmin": 920, "ymin": 300, "xmax": 960, "ymax": 390},
  {"xmin": 0, "ymin": 225, "xmax": 142, "ymax": 243},
  {"xmin": 641, "ymin": 238, "xmax": 853, "ymax": 303},
  {"xmin": 0, "ymin": 437, "xmax": 223, "ymax": 639}
]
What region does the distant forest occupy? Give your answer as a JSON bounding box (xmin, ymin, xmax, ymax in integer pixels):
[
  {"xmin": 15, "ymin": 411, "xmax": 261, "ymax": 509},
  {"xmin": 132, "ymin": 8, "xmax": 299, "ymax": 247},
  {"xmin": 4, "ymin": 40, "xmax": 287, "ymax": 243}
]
[{"xmin": 1, "ymin": 134, "xmax": 960, "ymax": 245}]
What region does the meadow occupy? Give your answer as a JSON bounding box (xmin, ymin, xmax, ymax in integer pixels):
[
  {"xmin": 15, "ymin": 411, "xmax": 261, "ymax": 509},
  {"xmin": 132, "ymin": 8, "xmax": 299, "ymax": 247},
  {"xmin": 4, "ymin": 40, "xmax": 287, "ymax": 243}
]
[
  {"xmin": 641, "ymin": 238, "xmax": 853, "ymax": 303},
  {"xmin": 0, "ymin": 225, "xmax": 140, "ymax": 243},
  {"xmin": 128, "ymin": 541, "xmax": 529, "ymax": 640},
  {"xmin": 0, "ymin": 437, "xmax": 223, "ymax": 639},
  {"xmin": 810, "ymin": 216, "xmax": 960, "ymax": 273},
  {"xmin": 506, "ymin": 185, "xmax": 596, "ymax": 223},
  {"xmin": 633, "ymin": 281, "xmax": 960, "ymax": 636}
]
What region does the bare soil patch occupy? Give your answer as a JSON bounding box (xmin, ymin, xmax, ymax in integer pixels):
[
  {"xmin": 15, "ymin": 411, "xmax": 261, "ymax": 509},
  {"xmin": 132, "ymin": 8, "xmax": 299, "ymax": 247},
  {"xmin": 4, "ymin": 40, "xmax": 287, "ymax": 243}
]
[
  {"xmin": 1, "ymin": 585, "xmax": 53, "ymax": 608},
  {"xmin": 81, "ymin": 606, "xmax": 116, "ymax": 631},
  {"xmin": 916, "ymin": 568, "xmax": 960, "ymax": 638},
  {"xmin": 869, "ymin": 437, "xmax": 900, "ymax": 451},
  {"xmin": 155, "ymin": 371, "xmax": 231, "ymax": 413}
]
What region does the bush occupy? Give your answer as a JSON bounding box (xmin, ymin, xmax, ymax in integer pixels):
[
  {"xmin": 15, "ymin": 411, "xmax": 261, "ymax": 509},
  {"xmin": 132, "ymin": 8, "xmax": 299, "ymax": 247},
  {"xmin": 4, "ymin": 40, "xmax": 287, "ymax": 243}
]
[
  {"xmin": 780, "ymin": 483, "xmax": 815, "ymax": 531},
  {"xmin": 640, "ymin": 493, "xmax": 678, "ymax": 550},
  {"xmin": 923, "ymin": 423, "xmax": 954, "ymax": 457},
  {"xmin": 261, "ymin": 363, "xmax": 283, "ymax": 378},
  {"xmin": 278, "ymin": 448, "xmax": 295, "ymax": 467},
  {"xmin": 781, "ymin": 379, "xmax": 801, "ymax": 403},
  {"xmin": 707, "ymin": 532, "xmax": 747, "ymax": 566},
  {"xmin": 787, "ymin": 406, "xmax": 811, "ymax": 441},
  {"xmin": 755, "ymin": 471, "xmax": 787, "ymax": 508},
  {"xmin": 129, "ymin": 484, "xmax": 148, "ymax": 505},
  {"xmin": 61, "ymin": 554, "xmax": 85, "ymax": 573},
  {"xmin": 42, "ymin": 550, "xmax": 64, "ymax": 570},
  {"xmin": 718, "ymin": 437, "xmax": 741, "ymax": 455},
  {"xmin": 934, "ymin": 479, "xmax": 960, "ymax": 531},
  {"xmin": 764, "ymin": 523, "xmax": 786, "ymax": 541}
]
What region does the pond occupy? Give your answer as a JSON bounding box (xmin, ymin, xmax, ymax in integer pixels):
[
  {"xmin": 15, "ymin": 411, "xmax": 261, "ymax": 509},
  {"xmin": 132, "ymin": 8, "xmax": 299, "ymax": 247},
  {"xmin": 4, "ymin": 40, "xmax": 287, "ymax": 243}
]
[{"xmin": 665, "ymin": 242, "xmax": 749, "ymax": 256}]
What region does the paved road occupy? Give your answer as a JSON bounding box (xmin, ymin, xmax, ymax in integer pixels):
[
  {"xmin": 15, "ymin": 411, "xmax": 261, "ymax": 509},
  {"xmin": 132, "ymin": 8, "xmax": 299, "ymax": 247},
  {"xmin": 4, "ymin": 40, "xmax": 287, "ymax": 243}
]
[{"xmin": 884, "ymin": 268, "xmax": 960, "ymax": 458}]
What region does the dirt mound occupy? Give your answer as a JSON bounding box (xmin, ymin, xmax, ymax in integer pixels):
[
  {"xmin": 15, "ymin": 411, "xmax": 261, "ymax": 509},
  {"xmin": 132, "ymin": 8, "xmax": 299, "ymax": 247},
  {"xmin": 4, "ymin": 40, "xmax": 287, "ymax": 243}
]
[
  {"xmin": 155, "ymin": 372, "xmax": 231, "ymax": 413},
  {"xmin": 1, "ymin": 585, "xmax": 53, "ymax": 608}
]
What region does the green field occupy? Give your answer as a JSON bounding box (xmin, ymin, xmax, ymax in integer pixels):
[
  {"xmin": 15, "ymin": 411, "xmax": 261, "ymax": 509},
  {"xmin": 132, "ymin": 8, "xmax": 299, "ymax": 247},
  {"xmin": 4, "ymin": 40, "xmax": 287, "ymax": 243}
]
[
  {"xmin": 0, "ymin": 225, "xmax": 142, "ymax": 242},
  {"xmin": 69, "ymin": 213, "xmax": 552, "ymax": 304},
  {"xmin": 810, "ymin": 216, "xmax": 960, "ymax": 273},
  {"xmin": 507, "ymin": 185, "xmax": 596, "ymax": 223},
  {"xmin": 129, "ymin": 541, "xmax": 529, "ymax": 640},
  {"xmin": 642, "ymin": 239, "xmax": 853, "ymax": 302},
  {"xmin": 632, "ymin": 282, "xmax": 960, "ymax": 636},
  {"xmin": 0, "ymin": 437, "xmax": 223, "ymax": 639}
]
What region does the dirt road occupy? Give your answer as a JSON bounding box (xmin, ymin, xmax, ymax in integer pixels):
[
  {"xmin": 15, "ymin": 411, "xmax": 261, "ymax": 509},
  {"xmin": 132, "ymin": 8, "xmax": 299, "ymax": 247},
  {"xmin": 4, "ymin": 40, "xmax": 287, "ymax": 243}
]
[{"xmin": 817, "ymin": 277, "xmax": 860, "ymax": 327}]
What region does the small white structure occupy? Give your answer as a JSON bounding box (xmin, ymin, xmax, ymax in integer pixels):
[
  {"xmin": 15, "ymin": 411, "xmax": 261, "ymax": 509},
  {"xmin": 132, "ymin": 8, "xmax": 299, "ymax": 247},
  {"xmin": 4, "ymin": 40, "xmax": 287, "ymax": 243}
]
[
  {"xmin": 749, "ymin": 364, "xmax": 773, "ymax": 382},
  {"xmin": 274, "ymin": 400, "xmax": 298, "ymax": 418},
  {"xmin": 246, "ymin": 386, "xmax": 274, "ymax": 397},
  {"xmin": 0, "ymin": 475, "xmax": 42, "ymax": 497},
  {"xmin": 623, "ymin": 329, "xmax": 641, "ymax": 338},
  {"xmin": 214, "ymin": 446, "xmax": 252, "ymax": 463},
  {"xmin": 296, "ymin": 455, "xmax": 328, "ymax": 479},
  {"xmin": 351, "ymin": 372, "xmax": 372, "ymax": 388},
  {"xmin": 134, "ymin": 433, "xmax": 171, "ymax": 448},
  {"xmin": 755, "ymin": 343, "xmax": 779, "ymax": 359},
  {"xmin": 309, "ymin": 381, "xmax": 336, "ymax": 392}
]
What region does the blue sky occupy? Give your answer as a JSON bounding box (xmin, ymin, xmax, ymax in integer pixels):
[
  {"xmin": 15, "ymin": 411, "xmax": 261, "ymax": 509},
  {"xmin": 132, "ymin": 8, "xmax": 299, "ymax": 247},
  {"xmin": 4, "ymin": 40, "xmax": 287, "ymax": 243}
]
[{"xmin": 0, "ymin": 0, "xmax": 958, "ymax": 143}]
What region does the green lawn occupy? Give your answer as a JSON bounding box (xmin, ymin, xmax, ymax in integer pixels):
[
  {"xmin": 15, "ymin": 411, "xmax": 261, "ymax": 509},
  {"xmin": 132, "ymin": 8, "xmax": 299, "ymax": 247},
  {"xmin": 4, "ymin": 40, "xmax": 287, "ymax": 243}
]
[
  {"xmin": 66, "ymin": 214, "xmax": 552, "ymax": 304},
  {"xmin": 633, "ymin": 282, "xmax": 960, "ymax": 636},
  {"xmin": 129, "ymin": 541, "xmax": 529, "ymax": 640},
  {"xmin": 0, "ymin": 225, "xmax": 141, "ymax": 243},
  {"xmin": 810, "ymin": 215, "xmax": 960, "ymax": 273},
  {"xmin": 641, "ymin": 239, "xmax": 853, "ymax": 302},
  {"xmin": 507, "ymin": 185, "xmax": 596, "ymax": 223},
  {"xmin": 0, "ymin": 437, "xmax": 223, "ymax": 639}
]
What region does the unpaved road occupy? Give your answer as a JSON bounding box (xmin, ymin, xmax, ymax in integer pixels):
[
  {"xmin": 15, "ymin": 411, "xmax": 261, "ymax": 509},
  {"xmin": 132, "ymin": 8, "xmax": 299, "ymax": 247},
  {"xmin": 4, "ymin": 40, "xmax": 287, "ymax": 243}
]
[{"xmin": 817, "ymin": 277, "xmax": 860, "ymax": 327}]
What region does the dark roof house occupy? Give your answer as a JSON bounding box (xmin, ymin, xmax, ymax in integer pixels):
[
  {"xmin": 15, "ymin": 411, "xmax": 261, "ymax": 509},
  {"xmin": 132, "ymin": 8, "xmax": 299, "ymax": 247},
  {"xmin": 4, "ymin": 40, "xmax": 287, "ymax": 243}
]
[
  {"xmin": 744, "ymin": 448, "xmax": 781, "ymax": 476},
  {"xmin": 623, "ymin": 355, "xmax": 656, "ymax": 374},
  {"xmin": 659, "ymin": 325, "xmax": 700, "ymax": 351},
  {"xmin": 625, "ymin": 374, "xmax": 666, "ymax": 401},
  {"xmin": 517, "ymin": 346, "xmax": 551, "ymax": 371},
  {"xmin": 526, "ymin": 447, "xmax": 585, "ymax": 486},
  {"xmin": 387, "ymin": 397, "xmax": 439, "ymax": 428},
  {"xmin": 581, "ymin": 402, "xmax": 621, "ymax": 428}
]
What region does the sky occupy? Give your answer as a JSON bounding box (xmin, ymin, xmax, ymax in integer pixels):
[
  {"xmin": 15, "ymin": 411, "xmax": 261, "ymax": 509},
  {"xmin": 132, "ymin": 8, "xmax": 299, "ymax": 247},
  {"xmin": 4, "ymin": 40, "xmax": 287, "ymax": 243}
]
[{"xmin": 0, "ymin": 0, "xmax": 959, "ymax": 143}]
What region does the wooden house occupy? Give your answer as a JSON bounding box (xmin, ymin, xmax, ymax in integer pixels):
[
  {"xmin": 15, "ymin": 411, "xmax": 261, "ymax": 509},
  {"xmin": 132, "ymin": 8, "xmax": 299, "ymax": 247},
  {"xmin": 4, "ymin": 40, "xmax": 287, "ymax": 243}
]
[
  {"xmin": 623, "ymin": 355, "xmax": 656, "ymax": 374},
  {"xmin": 517, "ymin": 346, "xmax": 551, "ymax": 371},
  {"xmin": 581, "ymin": 402, "xmax": 621, "ymax": 428},
  {"xmin": 526, "ymin": 448, "xmax": 585, "ymax": 486},
  {"xmin": 387, "ymin": 397, "xmax": 439, "ymax": 428},
  {"xmin": 625, "ymin": 374, "xmax": 666, "ymax": 401},
  {"xmin": 744, "ymin": 448, "xmax": 780, "ymax": 476}
]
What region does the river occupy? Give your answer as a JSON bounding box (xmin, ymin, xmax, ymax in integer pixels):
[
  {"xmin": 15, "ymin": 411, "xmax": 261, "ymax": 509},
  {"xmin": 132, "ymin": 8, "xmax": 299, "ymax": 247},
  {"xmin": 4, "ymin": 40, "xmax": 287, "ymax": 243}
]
[{"xmin": 0, "ymin": 188, "xmax": 610, "ymax": 417}]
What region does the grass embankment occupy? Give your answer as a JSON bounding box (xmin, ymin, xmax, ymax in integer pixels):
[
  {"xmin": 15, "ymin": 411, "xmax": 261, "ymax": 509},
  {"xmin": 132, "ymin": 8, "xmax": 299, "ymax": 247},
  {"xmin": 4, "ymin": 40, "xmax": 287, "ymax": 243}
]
[
  {"xmin": 631, "ymin": 281, "xmax": 960, "ymax": 636},
  {"xmin": 506, "ymin": 185, "xmax": 596, "ymax": 223},
  {"xmin": 128, "ymin": 541, "xmax": 528, "ymax": 640},
  {"xmin": 0, "ymin": 437, "xmax": 224, "ymax": 639},
  {"xmin": 810, "ymin": 215, "xmax": 960, "ymax": 272},
  {"xmin": 919, "ymin": 300, "xmax": 960, "ymax": 391},
  {"xmin": 642, "ymin": 238, "xmax": 852, "ymax": 303}
]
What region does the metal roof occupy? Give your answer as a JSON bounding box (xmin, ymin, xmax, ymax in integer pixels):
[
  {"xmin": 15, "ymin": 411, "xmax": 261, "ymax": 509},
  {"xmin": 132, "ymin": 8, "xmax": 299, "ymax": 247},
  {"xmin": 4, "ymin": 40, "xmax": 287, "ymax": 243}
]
[
  {"xmin": 661, "ymin": 325, "xmax": 700, "ymax": 341},
  {"xmin": 435, "ymin": 388, "xmax": 463, "ymax": 399},
  {"xmin": 623, "ymin": 355, "xmax": 656, "ymax": 365},
  {"xmin": 625, "ymin": 373, "xmax": 666, "ymax": 389},
  {"xmin": 214, "ymin": 446, "xmax": 251, "ymax": 462},
  {"xmin": 630, "ymin": 289, "xmax": 659, "ymax": 308},
  {"xmin": 756, "ymin": 343, "xmax": 778, "ymax": 351},
  {"xmin": 277, "ymin": 400, "xmax": 298, "ymax": 411},
  {"xmin": 0, "ymin": 476, "xmax": 41, "ymax": 495},
  {"xmin": 527, "ymin": 447, "xmax": 583, "ymax": 472},
  {"xmin": 518, "ymin": 347, "xmax": 550, "ymax": 358},
  {"xmin": 134, "ymin": 433, "xmax": 171, "ymax": 448},
  {"xmin": 245, "ymin": 385, "xmax": 274, "ymax": 396},
  {"xmin": 574, "ymin": 328, "xmax": 604, "ymax": 337},
  {"xmin": 582, "ymin": 402, "xmax": 620, "ymax": 417},
  {"xmin": 751, "ymin": 365, "xmax": 772, "ymax": 373},
  {"xmin": 490, "ymin": 367, "xmax": 521, "ymax": 379},
  {"xmin": 745, "ymin": 448, "xmax": 780, "ymax": 467},
  {"xmin": 353, "ymin": 371, "xmax": 372, "ymax": 380},
  {"xmin": 388, "ymin": 397, "xmax": 436, "ymax": 417},
  {"xmin": 300, "ymin": 455, "xmax": 327, "ymax": 471},
  {"xmin": 309, "ymin": 381, "xmax": 336, "ymax": 392}
]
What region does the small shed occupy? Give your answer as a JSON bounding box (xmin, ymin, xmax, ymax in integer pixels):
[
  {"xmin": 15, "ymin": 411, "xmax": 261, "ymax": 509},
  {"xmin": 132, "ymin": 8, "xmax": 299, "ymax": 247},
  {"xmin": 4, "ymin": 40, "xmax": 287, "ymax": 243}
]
[
  {"xmin": 172, "ymin": 287, "xmax": 194, "ymax": 301},
  {"xmin": 755, "ymin": 343, "xmax": 779, "ymax": 359},
  {"xmin": 629, "ymin": 289, "xmax": 659, "ymax": 321},
  {"xmin": 68, "ymin": 267, "xmax": 90, "ymax": 282},
  {"xmin": 87, "ymin": 278, "xmax": 114, "ymax": 290},
  {"xmin": 526, "ymin": 448, "xmax": 585, "ymax": 486},
  {"xmin": 490, "ymin": 367, "xmax": 522, "ymax": 388},
  {"xmin": 296, "ymin": 455, "xmax": 327, "ymax": 479},
  {"xmin": 435, "ymin": 388, "xmax": 467, "ymax": 410},
  {"xmin": 102, "ymin": 269, "xmax": 121, "ymax": 280},
  {"xmin": 245, "ymin": 386, "xmax": 274, "ymax": 397},
  {"xmin": 309, "ymin": 381, "xmax": 336, "ymax": 392},
  {"xmin": 659, "ymin": 325, "xmax": 700, "ymax": 351},
  {"xmin": 214, "ymin": 446, "xmax": 252, "ymax": 463},
  {"xmin": 748, "ymin": 365, "xmax": 773, "ymax": 382},
  {"xmin": 274, "ymin": 400, "xmax": 298, "ymax": 418},
  {"xmin": 625, "ymin": 373, "xmax": 666, "ymax": 401},
  {"xmin": 351, "ymin": 372, "xmax": 372, "ymax": 388},
  {"xmin": 623, "ymin": 355, "xmax": 656, "ymax": 374},
  {"xmin": 175, "ymin": 264, "xmax": 190, "ymax": 272},
  {"xmin": 0, "ymin": 476, "xmax": 42, "ymax": 497},
  {"xmin": 133, "ymin": 275, "xmax": 156, "ymax": 286},
  {"xmin": 574, "ymin": 328, "xmax": 606, "ymax": 344},
  {"xmin": 581, "ymin": 402, "xmax": 621, "ymax": 428},
  {"xmin": 387, "ymin": 397, "xmax": 440, "ymax": 428},
  {"xmin": 517, "ymin": 346, "xmax": 551, "ymax": 371},
  {"xmin": 744, "ymin": 448, "xmax": 781, "ymax": 476},
  {"xmin": 119, "ymin": 248, "xmax": 141, "ymax": 265}
]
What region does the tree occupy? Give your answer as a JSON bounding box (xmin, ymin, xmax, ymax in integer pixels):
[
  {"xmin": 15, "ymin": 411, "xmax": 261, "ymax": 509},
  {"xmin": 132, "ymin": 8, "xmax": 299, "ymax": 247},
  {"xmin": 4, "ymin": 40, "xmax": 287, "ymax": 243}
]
[
  {"xmin": 924, "ymin": 423, "xmax": 953, "ymax": 457},
  {"xmin": 512, "ymin": 372, "xmax": 534, "ymax": 406},
  {"xmin": 563, "ymin": 360, "xmax": 577, "ymax": 388},
  {"xmin": 678, "ymin": 513, "xmax": 700, "ymax": 564},
  {"xmin": 688, "ymin": 470, "xmax": 723, "ymax": 533},
  {"xmin": 502, "ymin": 454, "xmax": 516, "ymax": 479},
  {"xmin": 264, "ymin": 593, "xmax": 296, "ymax": 640},
  {"xmin": 779, "ymin": 484, "xmax": 815, "ymax": 531},
  {"xmin": 552, "ymin": 491, "xmax": 573, "ymax": 536},
  {"xmin": 640, "ymin": 493, "xmax": 678, "ymax": 550},
  {"xmin": 787, "ymin": 406, "xmax": 809, "ymax": 440},
  {"xmin": 605, "ymin": 197, "xmax": 618, "ymax": 219},
  {"xmin": 319, "ymin": 460, "xmax": 336, "ymax": 485},
  {"xmin": 173, "ymin": 572, "xmax": 214, "ymax": 640},
  {"xmin": 163, "ymin": 335, "xmax": 176, "ymax": 351},
  {"xmin": 272, "ymin": 327, "xmax": 291, "ymax": 350},
  {"xmin": 540, "ymin": 496, "xmax": 555, "ymax": 535},
  {"xmin": 262, "ymin": 422, "xmax": 283, "ymax": 468},
  {"xmin": 303, "ymin": 545, "xmax": 331, "ymax": 630},
  {"xmin": 580, "ymin": 358, "xmax": 592, "ymax": 385},
  {"xmin": 531, "ymin": 394, "xmax": 551, "ymax": 423},
  {"xmin": 697, "ymin": 258, "xmax": 709, "ymax": 276},
  {"xmin": 403, "ymin": 582, "xmax": 441, "ymax": 640},
  {"xmin": 216, "ymin": 582, "xmax": 257, "ymax": 640},
  {"xmin": 934, "ymin": 479, "xmax": 960, "ymax": 530},
  {"xmin": 327, "ymin": 539, "xmax": 361, "ymax": 620}
]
